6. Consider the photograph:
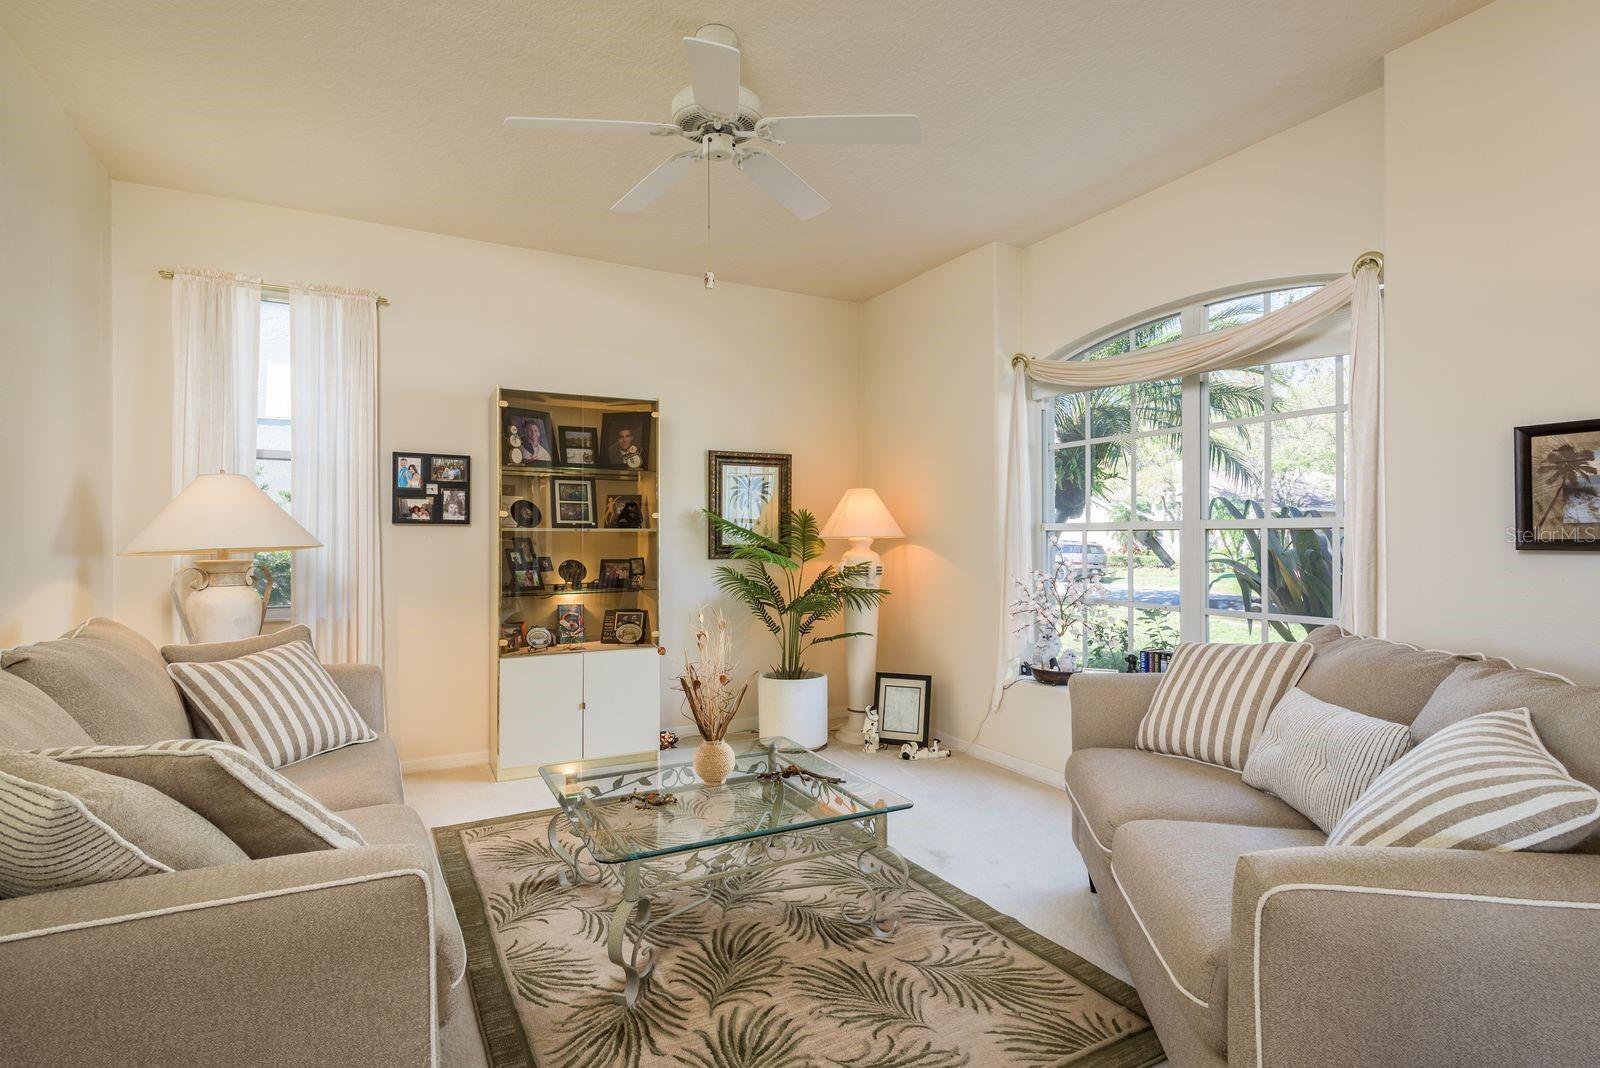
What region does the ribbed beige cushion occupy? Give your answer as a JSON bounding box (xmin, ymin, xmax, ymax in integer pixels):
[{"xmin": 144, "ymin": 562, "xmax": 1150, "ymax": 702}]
[
  {"xmin": 1243, "ymin": 688, "xmax": 1414, "ymax": 832},
  {"xmin": 166, "ymin": 640, "xmax": 374, "ymax": 768},
  {"xmin": 1328, "ymin": 709, "xmax": 1600, "ymax": 851},
  {"xmin": 1, "ymin": 618, "xmax": 191, "ymax": 744},
  {"xmin": 160, "ymin": 624, "xmax": 313, "ymax": 665},
  {"xmin": 40, "ymin": 740, "xmax": 366, "ymax": 858},
  {"xmin": 1136, "ymin": 641, "xmax": 1314, "ymax": 770},
  {"xmin": 0, "ymin": 750, "xmax": 246, "ymax": 897}
]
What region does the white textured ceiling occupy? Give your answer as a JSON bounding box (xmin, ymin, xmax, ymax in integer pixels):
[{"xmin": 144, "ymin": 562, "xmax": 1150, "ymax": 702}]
[{"xmin": 1, "ymin": 1, "xmax": 1483, "ymax": 301}]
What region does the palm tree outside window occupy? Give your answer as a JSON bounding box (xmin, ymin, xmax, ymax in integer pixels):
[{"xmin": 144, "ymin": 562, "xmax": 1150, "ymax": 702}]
[{"xmin": 1041, "ymin": 282, "xmax": 1346, "ymax": 668}]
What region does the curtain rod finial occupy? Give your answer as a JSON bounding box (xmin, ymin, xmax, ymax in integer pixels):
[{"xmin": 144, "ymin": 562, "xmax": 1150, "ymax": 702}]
[{"xmin": 1351, "ymin": 251, "xmax": 1384, "ymax": 280}]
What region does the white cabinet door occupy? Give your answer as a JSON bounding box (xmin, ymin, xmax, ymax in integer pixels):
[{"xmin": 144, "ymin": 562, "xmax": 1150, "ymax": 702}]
[
  {"xmin": 582, "ymin": 648, "xmax": 661, "ymax": 759},
  {"xmin": 498, "ymin": 653, "xmax": 584, "ymax": 773}
]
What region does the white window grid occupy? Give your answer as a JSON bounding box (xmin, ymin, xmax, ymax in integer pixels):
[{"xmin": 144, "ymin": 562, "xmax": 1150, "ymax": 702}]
[{"xmin": 1038, "ymin": 282, "xmax": 1346, "ymax": 664}]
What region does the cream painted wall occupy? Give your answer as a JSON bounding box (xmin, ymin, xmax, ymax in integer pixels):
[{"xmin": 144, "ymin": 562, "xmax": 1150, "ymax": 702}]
[
  {"xmin": 1384, "ymin": 0, "xmax": 1600, "ymax": 681},
  {"xmin": 862, "ymin": 93, "xmax": 1386, "ymax": 779},
  {"xmin": 860, "ymin": 244, "xmax": 1013, "ymax": 754},
  {"xmin": 0, "ymin": 27, "xmax": 111, "ymax": 646},
  {"xmin": 109, "ymin": 183, "xmax": 861, "ymax": 763}
]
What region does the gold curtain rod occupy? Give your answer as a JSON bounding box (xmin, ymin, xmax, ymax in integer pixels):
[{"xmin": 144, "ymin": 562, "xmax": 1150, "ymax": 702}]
[{"xmin": 157, "ymin": 269, "xmax": 389, "ymax": 305}]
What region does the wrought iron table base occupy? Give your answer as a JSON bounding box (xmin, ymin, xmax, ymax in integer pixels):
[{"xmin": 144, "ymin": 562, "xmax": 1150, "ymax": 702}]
[{"xmin": 549, "ymin": 808, "xmax": 910, "ymax": 1006}]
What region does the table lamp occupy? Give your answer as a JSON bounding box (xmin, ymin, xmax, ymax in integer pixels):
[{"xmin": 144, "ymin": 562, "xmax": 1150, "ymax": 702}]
[
  {"xmin": 821, "ymin": 488, "xmax": 905, "ymax": 720},
  {"xmin": 121, "ymin": 472, "xmax": 320, "ymax": 643}
]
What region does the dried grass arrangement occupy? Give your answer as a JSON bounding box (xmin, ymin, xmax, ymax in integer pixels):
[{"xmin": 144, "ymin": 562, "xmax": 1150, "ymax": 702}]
[{"xmin": 674, "ymin": 608, "xmax": 750, "ymax": 743}]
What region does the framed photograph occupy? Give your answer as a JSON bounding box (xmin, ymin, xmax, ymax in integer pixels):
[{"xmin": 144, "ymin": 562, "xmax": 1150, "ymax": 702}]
[
  {"xmin": 503, "ymin": 407, "xmax": 555, "ymax": 467},
  {"xmin": 430, "ymin": 455, "xmax": 469, "ymax": 482},
  {"xmin": 551, "ymin": 477, "xmax": 597, "ymax": 528},
  {"xmin": 605, "ymin": 493, "xmax": 646, "ymax": 528},
  {"xmin": 558, "ymin": 425, "xmax": 598, "ymax": 467},
  {"xmin": 707, "ymin": 451, "xmax": 792, "ymax": 559},
  {"xmin": 394, "ymin": 452, "xmax": 471, "ymax": 524},
  {"xmin": 513, "ymin": 568, "xmax": 542, "ymax": 592},
  {"xmin": 600, "ymin": 411, "xmax": 653, "ymax": 471},
  {"xmin": 597, "ymin": 558, "xmax": 632, "ymax": 589},
  {"xmin": 628, "ymin": 556, "xmax": 647, "ymax": 578},
  {"xmin": 602, "ymin": 609, "xmax": 650, "ymax": 645},
  {"xmin": 536, "ymin": 554, "xmax": 554, "ymax": 573},
  {"xmin": 556, "ymin": 604, "xmax": 585, "ymax": 645},
  {"xmin": 394, "ymin": 494, "xmax": 436, "ymax": 523},
  {"xmin": 874, "ymin": 673, "xmax": 932, "ymax": 747},
  {"xmin": 500, "ymin": 621, "xmax": 527, "ymax": 653},
  {"xmin": 395, "ymin": 455, "xmax": 425, "ymax": 490},
  {"xmin": 1515, "ymin": 419, "xmax": 1600, "ymax": 551}
]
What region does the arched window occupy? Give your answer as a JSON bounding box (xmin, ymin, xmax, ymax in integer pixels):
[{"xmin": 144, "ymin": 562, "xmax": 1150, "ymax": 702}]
[{"xmin": 1041, "ymin": 281, "xmax": 1346, "ymax": 668}]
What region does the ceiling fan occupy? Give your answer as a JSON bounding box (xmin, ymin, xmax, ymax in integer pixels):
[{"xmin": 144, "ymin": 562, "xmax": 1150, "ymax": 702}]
[{"xmin": 504, "ymin": 24, "xmax": 920, "ymax": 223}]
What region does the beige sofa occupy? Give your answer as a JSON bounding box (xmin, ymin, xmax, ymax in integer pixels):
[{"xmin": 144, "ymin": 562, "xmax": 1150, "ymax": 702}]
[
  {"xmin": 0, "ymin": 621, "xmax": 487, "ymax": 1068},
  {"xmin": 1064, "ymin": 626, "xmax": 1600, "ymax": 1068}
]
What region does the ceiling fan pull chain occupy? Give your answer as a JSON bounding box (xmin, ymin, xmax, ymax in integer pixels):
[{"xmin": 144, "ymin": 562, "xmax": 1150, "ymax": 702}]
[{"xmin": 704, "ymin": 135, "xmax": 716, "ymax": 290}]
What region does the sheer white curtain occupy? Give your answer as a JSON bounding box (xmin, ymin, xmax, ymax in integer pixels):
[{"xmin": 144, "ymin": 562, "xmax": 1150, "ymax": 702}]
[
  {"xmin": 990, "ymin": 259, "xmax": 1384, "ymax": 713},
  {"xmin": 290, "ymin": 286, "xmax": 383, "ymax": 666},
  {"xmin": 170, "ymin": 268, "xmax": 261, "ymax": 490}
]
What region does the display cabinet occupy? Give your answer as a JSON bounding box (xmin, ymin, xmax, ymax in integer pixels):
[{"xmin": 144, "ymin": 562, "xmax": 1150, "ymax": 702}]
[{"xmin": 490, "ymin": 387, "xmax": 663, "ymax": 779}]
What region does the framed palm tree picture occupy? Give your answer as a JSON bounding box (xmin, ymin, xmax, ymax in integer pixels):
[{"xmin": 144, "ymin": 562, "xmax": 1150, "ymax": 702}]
[
  {"xmin": 1515, "ymin": 419, "xmax": 1600, "ymax": 550},
  {"xmin": 706, "ymin": 450, "xmax": 792, "ymax": 558}
]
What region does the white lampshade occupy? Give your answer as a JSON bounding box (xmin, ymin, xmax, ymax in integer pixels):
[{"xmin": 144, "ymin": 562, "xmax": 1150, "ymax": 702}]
[
  {"xmin": 122, "ymin": 473, "xmax": 320, "ymax": 557},
  {"xmin": 821, "ymin": 488, "xmax": 905, "ymax": 540}
]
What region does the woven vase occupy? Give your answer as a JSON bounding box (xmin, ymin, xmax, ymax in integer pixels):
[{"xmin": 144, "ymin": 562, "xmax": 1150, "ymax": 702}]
[{"xmin": 693, "ymin": 739, "xmax": 736, "ymax": 785}]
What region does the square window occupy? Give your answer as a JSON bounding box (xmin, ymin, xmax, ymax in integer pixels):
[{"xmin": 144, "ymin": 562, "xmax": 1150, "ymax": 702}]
[
  {"xmin": 1135, "ymin": 607, "xmax": 1180, "ymax": 652},
  {"xmin": 1135, "ymin": 433, "xmax": 1182, "ymax": 522},
  {"xmin": 1051, "ymin": 394, "xmax": 1085, "ymax": 444},
  {"xmin": 1085, "ymin": 604, "xmax": 1130, "ymax": 670},
  {"xmin": 1270, "ymin": 357, "xmax": 1338, "ymax": 414},
  {"xmin": 1205, "ymin": 614, "xmax": 1262, "ymax": 644},
  {"xmin": 1050, "ymin": 446, "xmax": 1087, "ymax": 524},
  {"xmin": 1266, "ymin": 528, "xmax": 1336, "ymax": 619},
  {"xmin": 1209, "ymin": 422, "xmax": 1263, "ymax": 520},
  {"xmin": 1089, "ymin": 442, "xmax": 1130, "ymax": 523},
  {"xmin": 1207, "ymin": 366, "xmax": 1267, "ymax": 424},
  {"xmin": 1131, "ymin": 529, "xmax": 1181, "ymax": 609},
  {"xmin": 1135, "ymin": 378, "xmax": 1182, "ymax": 432},
  {"xmin": 1269, "ymin": 413, "xmax": 1338, "ymax": 517},
  {"xmin": 1207, "ymin": 529, "xmax": 1260, "ymax": 613}
]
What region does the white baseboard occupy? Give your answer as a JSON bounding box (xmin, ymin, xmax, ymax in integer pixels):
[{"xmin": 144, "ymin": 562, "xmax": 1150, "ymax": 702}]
[
  {"xmin": 401, "ymin": 750, "xmax": 490, "ymax": 774},
  {"xmin": 943, "ymin": 737, "xmax": 1063, "ymax": 788}
]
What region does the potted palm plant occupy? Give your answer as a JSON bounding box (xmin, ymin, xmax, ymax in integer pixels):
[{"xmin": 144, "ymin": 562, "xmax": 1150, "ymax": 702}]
[{"xmin": 705, "ymin": 509, "xmax": 889, "ymax": 748}]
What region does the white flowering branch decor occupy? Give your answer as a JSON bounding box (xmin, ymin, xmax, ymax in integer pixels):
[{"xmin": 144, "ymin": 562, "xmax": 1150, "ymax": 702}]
[{"xmin": 1008, "ymin": 561, "xmax": 1103, "ymax": 671}]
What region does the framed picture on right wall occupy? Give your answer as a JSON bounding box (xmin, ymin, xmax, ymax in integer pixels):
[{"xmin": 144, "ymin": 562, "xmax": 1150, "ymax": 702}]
[{"xmin": 1514, "ymin": 418, "xmax": 1600, "ymax": 551}]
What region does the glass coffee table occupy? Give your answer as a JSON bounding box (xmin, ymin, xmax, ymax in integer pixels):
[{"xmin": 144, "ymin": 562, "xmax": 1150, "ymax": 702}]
[{"xmin": 538, "ymin": 736, "xmax": 913, "ymax": 1005}]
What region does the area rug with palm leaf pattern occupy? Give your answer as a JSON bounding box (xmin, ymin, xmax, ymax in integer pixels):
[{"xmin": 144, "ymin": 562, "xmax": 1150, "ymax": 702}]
[{"xmin": 435, "ymin": 809, "xmax": 1162, "ymax": 1067}]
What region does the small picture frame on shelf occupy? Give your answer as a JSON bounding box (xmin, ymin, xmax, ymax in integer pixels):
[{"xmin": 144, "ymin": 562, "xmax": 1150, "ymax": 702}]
[
  {"xmin": 602, "ymin": 608, "xmax": 650, "ymax": 645},
  {"xmin": 430, "ymin": 456, "xmax": 469, "ymax": 482},
  {"xmin": 551, "ymin": 477, "xmax": 598, "ymax": 528},
  {"xmin": 556, "ymin": 604, "xmax": 585, "ymax": 645},
  {"xmin": 394, "ymin": 494, "xmax": 436, "ymax": 523},
  {"xmin": 500, "ymin": 621, "xmax": 527, "ymax": 652},
  {"xmin": 629, "ymin": 557, "xmax": 647, "ymax": 587},
  {"xmin": 503, "ymin": 408, "xmax": 555, "ymax": 467},
  {"xmin": 874, "ymin": 673, "xmax": 932, "ymax": 747},
  {"xmin": 394, "ymin": 452, "xmax": 470, "ymax": 524},
  {"xmin": 600, "ymin": 411, "xmax": 653, "ymax": 471},
  {"xmin": 503, "ymin": 542, "xmax": 533, "ymax": 572},
  {"xmin": 536, "ymin": 555, "xmax": 554, "ymax": 573},
  {"xmin": 558, "ymin": 425, "xmax": 598, "ymax": 467},
  {"xmin": 513, "ymin": 568, "xmax": 542, "ymax": 592},
  {"xmin": 597, "ymin": 558, "xmax": 632, "ymax": 589}
]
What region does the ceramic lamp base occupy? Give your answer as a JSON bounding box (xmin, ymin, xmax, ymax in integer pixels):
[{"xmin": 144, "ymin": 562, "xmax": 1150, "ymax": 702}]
[{"xmin": 173, "ymin": 558, "xmax": 269, "ymax": 643}]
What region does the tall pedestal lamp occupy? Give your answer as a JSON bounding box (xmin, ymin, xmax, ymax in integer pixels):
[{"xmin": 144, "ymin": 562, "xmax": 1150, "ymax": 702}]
[
  {"xmin": 122, "ymin": 473, "xmax": 321, "ymax": 643},
  {"xmin": 821, "ymin": 489, "xmax": 905, "ymax": 728}
]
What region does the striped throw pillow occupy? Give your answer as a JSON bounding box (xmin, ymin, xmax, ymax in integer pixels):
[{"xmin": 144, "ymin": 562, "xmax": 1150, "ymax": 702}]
[
  {"xmin": 1136, "ymin": 641, "xmax": 1314, "ymax": 771},
  {"xmin": 39, "ymin": 740, "xmax": 365, "ymax": 857},
  {"xmin": 1242, "ymin": 688, "xmax": 1414, "ymax": 832},
  {"xmin": 166, "ymin": 640, "xmax": 375, "ymax": 768},
  {"xmin": 0, "ymin": 767, "xmax": 168, "ymax": 897},
  {"xmin": 1327, "ymin": 708, "xmax": 1600, "ymax": 851}
]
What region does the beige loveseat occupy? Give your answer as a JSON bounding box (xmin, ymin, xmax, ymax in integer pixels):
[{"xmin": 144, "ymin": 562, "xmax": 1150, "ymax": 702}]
[
  {"xmin": 1064, "ymin": 626, "xmax": 1600, "ymax": 1068},
  {"xmin": 0, "ymin": 620, "xmax": 486, "ymax": 1067}
]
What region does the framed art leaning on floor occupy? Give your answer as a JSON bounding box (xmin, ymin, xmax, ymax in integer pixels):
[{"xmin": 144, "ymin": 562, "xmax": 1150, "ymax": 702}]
[{"xmin": 873, "ymin": 672, "xmax": 931, "ymax": 747}]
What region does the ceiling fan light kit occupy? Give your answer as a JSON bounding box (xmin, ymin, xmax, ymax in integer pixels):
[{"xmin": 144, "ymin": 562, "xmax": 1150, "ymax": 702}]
[{"xmin": 504, "ymin": 23, "xmax": 920, "ymax": 287}]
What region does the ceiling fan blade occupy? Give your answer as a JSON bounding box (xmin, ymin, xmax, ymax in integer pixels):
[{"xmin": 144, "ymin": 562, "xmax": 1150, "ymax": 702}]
[
  {"xmin": 504, "ymin": 117, "xmax": 679, "ymax": 136},
  {"xmin": 611, "ymin": 151, "xmax": 700, "ymax": 213},
  {"xmin": 757, "ymin": 115, "xmax": 922, "ymax": 145},
  {"xmin": 736, "ymin": 151, "xmax": 830, "ymax": 220},
  {"xmin": 682, "ymin": 36, "xmax": 741, "ymax": 117}
]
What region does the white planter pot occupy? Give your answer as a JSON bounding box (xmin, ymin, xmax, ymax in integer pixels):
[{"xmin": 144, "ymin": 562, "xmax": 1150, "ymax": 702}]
[{"xmin": 758, "ymin": 672, "xmax": 830, "ymax": 749}]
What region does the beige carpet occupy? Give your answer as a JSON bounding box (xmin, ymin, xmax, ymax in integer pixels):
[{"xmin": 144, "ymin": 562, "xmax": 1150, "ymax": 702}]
[{"xmin": 437, "ymin": 808, "xmax": 1162, "ymax": 1068}]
